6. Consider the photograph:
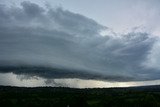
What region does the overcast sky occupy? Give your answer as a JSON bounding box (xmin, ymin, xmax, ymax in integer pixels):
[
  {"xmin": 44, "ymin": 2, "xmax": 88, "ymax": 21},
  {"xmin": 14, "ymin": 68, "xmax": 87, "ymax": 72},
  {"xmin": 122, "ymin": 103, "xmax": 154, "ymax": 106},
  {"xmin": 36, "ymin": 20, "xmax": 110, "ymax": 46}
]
[
  {"xmin": 0, "ymin": 0, "xmax": 160, "ymax": 87},
  {"xmin": 2, "ymin": 0, "xmax": 160, "ymax": 35}
]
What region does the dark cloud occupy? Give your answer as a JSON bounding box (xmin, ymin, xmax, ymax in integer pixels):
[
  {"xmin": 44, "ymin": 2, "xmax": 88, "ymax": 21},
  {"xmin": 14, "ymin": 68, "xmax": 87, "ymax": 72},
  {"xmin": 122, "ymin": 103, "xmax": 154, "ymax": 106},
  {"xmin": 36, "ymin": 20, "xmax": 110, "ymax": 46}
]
[
  {"xmin": 0, "ymin": 1, "xmax": 159, "ymax": 81},
  {"xmin": 21, "ymin": 1, "xmax": 44, "ymax": 17}
]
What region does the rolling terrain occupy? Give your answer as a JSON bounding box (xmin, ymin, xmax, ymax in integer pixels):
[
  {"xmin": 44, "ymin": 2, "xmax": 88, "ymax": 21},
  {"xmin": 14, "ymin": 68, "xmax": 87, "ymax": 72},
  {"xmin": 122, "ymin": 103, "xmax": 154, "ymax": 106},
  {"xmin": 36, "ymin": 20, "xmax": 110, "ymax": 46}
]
[{"xmin": 0, "ymin": 85, "xmax": 160, "ymax": 107}]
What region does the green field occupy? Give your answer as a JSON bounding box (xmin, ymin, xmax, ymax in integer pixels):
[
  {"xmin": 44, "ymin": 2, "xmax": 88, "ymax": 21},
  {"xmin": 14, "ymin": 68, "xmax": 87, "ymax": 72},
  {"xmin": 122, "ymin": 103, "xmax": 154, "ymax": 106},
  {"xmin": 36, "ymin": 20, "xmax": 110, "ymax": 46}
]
[{"xmin": 0, "ymin": 85, "xmax": 160, "ymax": 107}]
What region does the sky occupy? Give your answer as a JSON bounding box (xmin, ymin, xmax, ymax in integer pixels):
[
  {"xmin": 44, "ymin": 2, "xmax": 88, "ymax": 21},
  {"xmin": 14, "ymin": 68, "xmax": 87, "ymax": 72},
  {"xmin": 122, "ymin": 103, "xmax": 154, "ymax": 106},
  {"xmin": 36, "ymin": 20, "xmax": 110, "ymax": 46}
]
[{"xmin": 0, "ymin": 0, "xmax": 160, "ymax": 88}]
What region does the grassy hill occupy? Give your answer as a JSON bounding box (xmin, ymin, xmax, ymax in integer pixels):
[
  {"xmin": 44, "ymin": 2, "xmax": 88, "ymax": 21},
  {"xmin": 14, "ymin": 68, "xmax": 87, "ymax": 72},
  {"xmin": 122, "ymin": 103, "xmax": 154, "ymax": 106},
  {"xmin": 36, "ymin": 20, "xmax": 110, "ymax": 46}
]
[{"xmin": 0, "ymin": 85, "xmax": 160, "ymax": 107}]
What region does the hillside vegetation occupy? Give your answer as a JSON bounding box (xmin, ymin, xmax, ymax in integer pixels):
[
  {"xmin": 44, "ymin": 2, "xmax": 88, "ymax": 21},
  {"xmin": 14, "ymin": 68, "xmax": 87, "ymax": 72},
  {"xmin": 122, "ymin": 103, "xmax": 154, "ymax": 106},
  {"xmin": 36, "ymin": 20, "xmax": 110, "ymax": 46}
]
[{"xmin": 0, "ymin": 85, "xmax": 160, "ymax": 107}]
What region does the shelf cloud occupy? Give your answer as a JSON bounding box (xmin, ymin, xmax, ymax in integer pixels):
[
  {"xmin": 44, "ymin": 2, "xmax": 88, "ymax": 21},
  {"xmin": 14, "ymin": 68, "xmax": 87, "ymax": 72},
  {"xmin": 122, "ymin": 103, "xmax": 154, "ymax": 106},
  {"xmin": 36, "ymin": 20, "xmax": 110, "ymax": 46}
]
[{"xmin": 0, "ymin": 1, "xmax": 160, "ymax": 81}]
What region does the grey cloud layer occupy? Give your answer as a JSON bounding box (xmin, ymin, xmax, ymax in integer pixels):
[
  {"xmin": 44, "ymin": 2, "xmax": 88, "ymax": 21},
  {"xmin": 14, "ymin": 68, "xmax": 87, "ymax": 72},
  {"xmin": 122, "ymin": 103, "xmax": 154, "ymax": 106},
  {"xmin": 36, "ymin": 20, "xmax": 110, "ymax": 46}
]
[{"xmin": 0, "ymin": 1, "xmax": 160, "ymax": 81}]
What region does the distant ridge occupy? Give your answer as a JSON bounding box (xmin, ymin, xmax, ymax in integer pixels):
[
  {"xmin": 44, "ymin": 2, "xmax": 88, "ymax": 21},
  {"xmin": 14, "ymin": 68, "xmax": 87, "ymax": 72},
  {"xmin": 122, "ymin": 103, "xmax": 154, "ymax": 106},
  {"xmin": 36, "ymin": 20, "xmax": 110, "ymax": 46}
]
[{"xmin": 0, "ymin": 84, "xmax": 160, "ymax": 90}]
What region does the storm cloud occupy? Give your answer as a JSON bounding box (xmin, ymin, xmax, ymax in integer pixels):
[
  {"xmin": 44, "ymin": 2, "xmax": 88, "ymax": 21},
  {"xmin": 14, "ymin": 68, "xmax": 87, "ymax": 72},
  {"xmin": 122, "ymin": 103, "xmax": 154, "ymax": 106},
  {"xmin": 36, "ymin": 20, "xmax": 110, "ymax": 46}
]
[{"xmin": 0, "ymin": 1, "xmax": 160, "ymax": 81}]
